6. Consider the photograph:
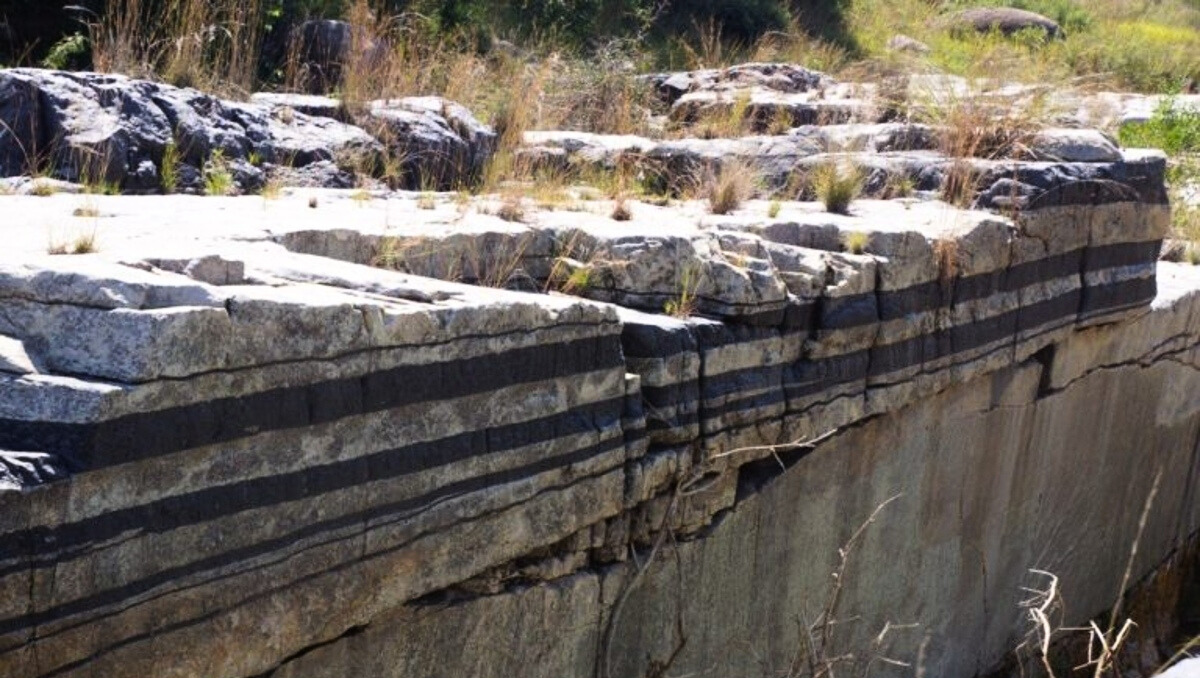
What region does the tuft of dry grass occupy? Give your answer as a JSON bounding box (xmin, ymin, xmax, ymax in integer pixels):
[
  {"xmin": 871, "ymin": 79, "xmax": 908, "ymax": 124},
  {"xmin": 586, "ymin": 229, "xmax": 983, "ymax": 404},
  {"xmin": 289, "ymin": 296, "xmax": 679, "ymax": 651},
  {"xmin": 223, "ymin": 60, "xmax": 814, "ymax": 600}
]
[
  {"xmin": 71, "ymin": 230, "xmax": 98, "ymax": 254},
  {"xmin": 933, "ymin": 237, "xmax": 958, "ymax": 284},
  {"xmin": 496, "ymin": 194, "xmax": 526, "ymax": 223},
  {"xmin": 705, "ymin": 160, "xmax": 757, "ymax": 215},
  {"xmin": 47, "ymin": 227, "xmax": 98, "ymax": 255},
  {"xmin": 610, "ymin": 195, "xmax": 632, "ymax": 221},
  {"xmin": 30, "ymin": 180, "xmax": 57, "ymax": 197},
  {"xmin": 89, "ymin": 0, "xmax": 264, "ymax": 96},
  {"xmin": 374, "ymin": 230, "xmax": 537, "ymax": 290},
  {"xmin": 918, "ymin": 90, "xmax": 1049, "ymax": 161},
  {"xmin": 941, "ymin": 160, "xmax": 978, "ymax": 208}
]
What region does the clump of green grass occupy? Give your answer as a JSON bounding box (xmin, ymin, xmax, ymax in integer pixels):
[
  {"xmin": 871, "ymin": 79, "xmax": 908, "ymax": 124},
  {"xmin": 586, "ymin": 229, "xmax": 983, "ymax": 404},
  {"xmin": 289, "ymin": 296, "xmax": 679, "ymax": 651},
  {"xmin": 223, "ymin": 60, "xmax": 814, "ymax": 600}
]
[
  {"xmin": 842, "ymin": 231, "xmax": 870, "ymax": 255},
  {"xmin": 812, "ymin": 161, "xmax": 863, "ymax": 215},
  {"xmin": 203, "ymin": 150, "xmax": 233, "ymax": 196},
  {"xmin": 160, "ymin": 142, "xmax": 179, "ymax": 193},
  {"xmin": 561, "ymin": 266, "xmax": 592, "ymax": 295},
  {"xmin": 767, "ymin": 200, "xmax": 782, "ymax": 219}
]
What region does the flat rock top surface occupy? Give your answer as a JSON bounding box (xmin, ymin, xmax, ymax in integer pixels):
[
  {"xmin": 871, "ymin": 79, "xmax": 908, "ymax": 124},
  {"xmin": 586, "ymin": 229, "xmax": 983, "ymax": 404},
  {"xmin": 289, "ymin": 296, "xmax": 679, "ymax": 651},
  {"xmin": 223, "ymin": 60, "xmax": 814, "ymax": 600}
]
[{"xmin": 2, "ymin": 191, "xmax": 1007, "ymax": 263}]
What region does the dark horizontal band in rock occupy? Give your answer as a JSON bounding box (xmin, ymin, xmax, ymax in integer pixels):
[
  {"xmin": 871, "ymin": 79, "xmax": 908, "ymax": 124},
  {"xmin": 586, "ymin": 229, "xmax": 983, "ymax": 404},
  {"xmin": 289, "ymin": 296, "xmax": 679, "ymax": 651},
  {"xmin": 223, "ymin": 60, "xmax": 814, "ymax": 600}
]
[
  {"xmin": 700, "ymin": 275, "xmax": 1152, "ymax": 420},
  {"xmin": 0, "ymin": 334, "xmax": 625, "ymax": 476},
  {"xmin": 821, "ymin": 241, "xmax": 1158, "ymax": 330},
  {"xmin": 0, "ymin": 399, "xmax": 628, "ymax": 638}
]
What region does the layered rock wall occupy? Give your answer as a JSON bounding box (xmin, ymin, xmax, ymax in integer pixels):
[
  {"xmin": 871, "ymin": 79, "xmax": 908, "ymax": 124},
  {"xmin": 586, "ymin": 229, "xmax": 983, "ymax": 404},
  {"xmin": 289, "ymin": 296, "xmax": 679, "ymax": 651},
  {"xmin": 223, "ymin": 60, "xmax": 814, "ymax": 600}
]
[{"xmin": 0, "ymin": 106, "xmax": 1192, "ymax": 675}]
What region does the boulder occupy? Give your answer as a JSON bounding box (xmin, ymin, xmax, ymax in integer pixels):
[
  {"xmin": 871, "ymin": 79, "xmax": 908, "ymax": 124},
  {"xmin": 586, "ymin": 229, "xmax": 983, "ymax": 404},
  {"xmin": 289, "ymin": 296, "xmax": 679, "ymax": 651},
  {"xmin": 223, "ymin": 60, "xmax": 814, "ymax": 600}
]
[
  {"xmin": 1026, "ymin": 128, "xmax": 1122, "ymax": 162},
  {"xmin": 643, "ymin": 62, "xmax": 831, "ymax": 105},
  {"xmin": 363, "ymin": 97, "xmax": 497, "ymax": 190},
  {"xmin": 0, "ymin": 68, "xmax": 383, "ymax": 193},
  {"xmin": 887, "ymin": 34, "xmax": 931, "ymax": 54},
  {"xmin": 293, "ymin": 19, "xmax": 352, "ymax": 93},
  {"xmin": 945, "ymin": 8, "xmax": 1064, "ymax": 40},
  {"xmin": 290, "ymin": 19, "xmax": 389, "ymax": 94}
]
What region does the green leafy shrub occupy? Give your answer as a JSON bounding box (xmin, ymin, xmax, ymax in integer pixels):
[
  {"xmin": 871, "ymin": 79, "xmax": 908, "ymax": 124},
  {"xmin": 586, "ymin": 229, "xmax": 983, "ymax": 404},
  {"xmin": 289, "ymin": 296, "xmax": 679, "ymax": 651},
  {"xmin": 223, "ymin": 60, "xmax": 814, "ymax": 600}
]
[
  {"xmin": 41, "ymin": 33, "xmax": 90, "ymax": 70},
  {"xmin": 1119, "ymin": 99, "xmax": 1200, "ymax": 154}
]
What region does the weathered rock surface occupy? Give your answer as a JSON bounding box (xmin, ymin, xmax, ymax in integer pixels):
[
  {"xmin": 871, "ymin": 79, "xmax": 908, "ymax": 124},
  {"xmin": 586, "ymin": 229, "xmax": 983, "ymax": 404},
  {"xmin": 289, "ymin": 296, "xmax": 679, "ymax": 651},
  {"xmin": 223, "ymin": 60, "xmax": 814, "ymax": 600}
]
[
  {"xmin": 362, "ymin": 97, "xmax": 497, "ymax": 189},
  {"xmin": 0, "ymin": 68, "xmax": 381, "ymax": 193},
  {"xmin": 0, "ymin": 69, "xmax": 495, "ymax": 193},
  {"xmin": 945, "ymin": 7, "xmax": 1064, "ymax": 39},
  {"xmin": 643, "ymin": 62, "xmax": 831, "ymax": 105}
]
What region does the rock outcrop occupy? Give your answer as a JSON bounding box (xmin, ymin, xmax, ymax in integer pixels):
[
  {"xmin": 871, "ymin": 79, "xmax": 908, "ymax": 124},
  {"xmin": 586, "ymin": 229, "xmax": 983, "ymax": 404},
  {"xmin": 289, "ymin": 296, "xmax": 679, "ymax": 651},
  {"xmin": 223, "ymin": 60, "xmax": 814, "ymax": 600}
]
[
  {"xmin": 0, "ymin": 62, "xmax": 1194, "ymax": 678},
  {"xmin": 0, "ymin": 69, "xmax": 496, "ymax": 193}
]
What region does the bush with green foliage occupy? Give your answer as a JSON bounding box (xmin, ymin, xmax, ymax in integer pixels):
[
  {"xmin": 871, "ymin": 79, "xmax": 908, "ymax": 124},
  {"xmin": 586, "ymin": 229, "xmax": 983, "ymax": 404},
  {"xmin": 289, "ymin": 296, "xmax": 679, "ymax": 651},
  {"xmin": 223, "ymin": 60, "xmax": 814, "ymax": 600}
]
[
  {"xmin": 1119, "ymin": 99, "xmax": 1200, "ymax": 154},
  {"xmin": 41, "ymin": 33, "xmax": 91, "ymax": 70}
]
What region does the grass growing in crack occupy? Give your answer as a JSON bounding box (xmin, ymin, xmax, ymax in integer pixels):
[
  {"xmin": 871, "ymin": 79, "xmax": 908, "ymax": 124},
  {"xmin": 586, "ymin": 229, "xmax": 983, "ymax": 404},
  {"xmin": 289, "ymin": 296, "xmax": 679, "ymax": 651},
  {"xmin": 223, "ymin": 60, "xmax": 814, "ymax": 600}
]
[
  {"xmin": 373, "ymin": 231, "xmax": 537, "ymax": 290},
  {"xmin": 767, "ymin": 199, "xmax": 782, "ymax": 219},
  {"xmin": 664, "ymin": 262, "xmax": 702, "ymax": 318},
  {"xmin": 259, "ymin": 177, "xmax": 283, "ymax": 201},
  {"xmin": 160, "ymin": 142, "xmax": 179, "ymax": 193},
  {"xmin": 350, "ymin": 187, "xmax": 372, "ymax": 205},
  {"xmin": 812, "ymin": 161, "xmax": 863, "ymax": 215},
  {"xmin": 933, "ymin": 237, "xmax": 959, "ymax": 288},
  {"xmin": 941, "ymin": 159, "xmax": 979, "ymax": 208},
  {"xmin": 842, "ymin": 231, "xmax": 870, "ymax": 255},
  {"xmin": 72, "ymin": 200, "xmax": 100, "ymax": 218},
  {"xmin": 560, "ymin": 267, "xmax": 592, "ymax": 295}
]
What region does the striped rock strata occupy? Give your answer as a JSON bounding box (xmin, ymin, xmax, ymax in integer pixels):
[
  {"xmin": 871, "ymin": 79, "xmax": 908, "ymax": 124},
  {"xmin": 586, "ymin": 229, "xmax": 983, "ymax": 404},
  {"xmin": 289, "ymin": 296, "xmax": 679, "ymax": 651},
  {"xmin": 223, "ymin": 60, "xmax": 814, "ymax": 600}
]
[{"xmin": 0, "ymin": 142, "xmax": 1184, "ymax": 676}]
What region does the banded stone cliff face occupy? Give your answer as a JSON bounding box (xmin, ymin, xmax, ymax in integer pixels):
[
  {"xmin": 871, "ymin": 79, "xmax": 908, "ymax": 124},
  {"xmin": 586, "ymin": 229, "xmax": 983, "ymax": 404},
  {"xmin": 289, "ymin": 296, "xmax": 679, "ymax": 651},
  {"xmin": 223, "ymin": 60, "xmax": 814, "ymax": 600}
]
[
  {"xmin": 273, "ymin": 269, "xmax": 1200, "ymax": 676},
  {"xmin": 0, "ymin": 128, "xmax": 1190, "ymax": 676}
]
